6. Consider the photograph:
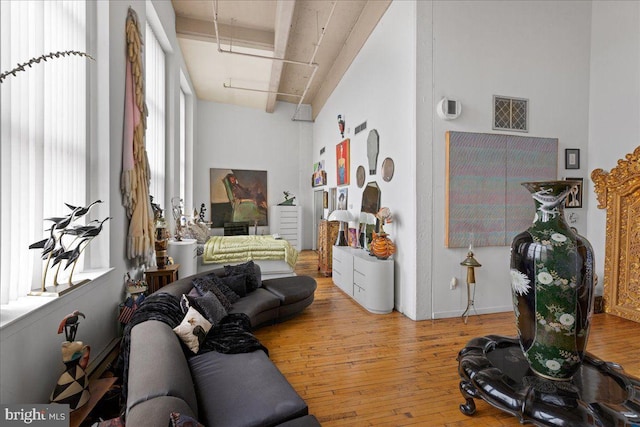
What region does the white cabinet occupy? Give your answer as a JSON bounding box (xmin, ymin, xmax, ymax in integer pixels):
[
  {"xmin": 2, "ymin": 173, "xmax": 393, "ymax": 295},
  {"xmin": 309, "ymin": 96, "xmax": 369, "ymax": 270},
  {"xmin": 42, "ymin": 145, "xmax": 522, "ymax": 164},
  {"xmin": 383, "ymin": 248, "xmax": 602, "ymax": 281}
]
[
  {"xmin": 168, "ymin": 238, "xmax": 197, "ymax": 278},
  {"xmin": 270, "ymin": 205, "xmax": 302, "ymax": 251},
  {"xmin": 332, "ymin": 246, "xmax": 394, "ymax": 314}
]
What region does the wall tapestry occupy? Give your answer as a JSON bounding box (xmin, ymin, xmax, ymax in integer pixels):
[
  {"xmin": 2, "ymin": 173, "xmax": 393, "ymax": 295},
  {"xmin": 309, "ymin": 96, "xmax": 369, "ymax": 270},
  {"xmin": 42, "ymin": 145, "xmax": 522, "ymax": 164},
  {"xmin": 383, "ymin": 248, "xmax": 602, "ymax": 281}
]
[
  {"xmin": 445, "ymin": 131, "xmax": 557, "ymax": 248},
  {"xmin": 336, "ymin": 139, "xmax": 350, "ymax": 186},
  {"xmin": 210, "ymin": 168, "xmax": 268, "ymax": 228}
]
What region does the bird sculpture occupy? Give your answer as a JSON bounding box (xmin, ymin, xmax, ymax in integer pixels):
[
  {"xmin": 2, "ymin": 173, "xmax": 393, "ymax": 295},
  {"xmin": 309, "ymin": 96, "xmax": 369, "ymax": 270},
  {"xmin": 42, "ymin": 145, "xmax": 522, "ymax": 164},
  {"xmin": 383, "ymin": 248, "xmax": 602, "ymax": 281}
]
[
  {"xmin": 28, "ymin": 201, "xmax": 108, "ymax": 290},
  {"xmin": 57, "ymin": 310, "xmax": 86, "ymax": 342}
]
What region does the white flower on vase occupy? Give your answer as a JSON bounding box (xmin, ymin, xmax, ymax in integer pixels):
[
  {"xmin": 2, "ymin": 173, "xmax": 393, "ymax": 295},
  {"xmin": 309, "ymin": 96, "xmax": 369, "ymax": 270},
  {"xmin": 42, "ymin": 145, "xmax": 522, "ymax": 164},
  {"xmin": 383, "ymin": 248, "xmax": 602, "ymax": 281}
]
[
  {"xmin": 559, "ymin": 313, "xmax": 575, "ymax": 326},
  {"xmin": 545, "ymin": 360, "xmax": 562, "ymax": 371},
  {"xmin": 510, "ymin": 269, "xmax": 531, "ymax": 296},
  {"xmin": 551, "ymin": 233, "xmax": 567, "ymax": 243},
  {"xmin": 537, "ymin": 271, "xmax": 553, "ymax": 285}
]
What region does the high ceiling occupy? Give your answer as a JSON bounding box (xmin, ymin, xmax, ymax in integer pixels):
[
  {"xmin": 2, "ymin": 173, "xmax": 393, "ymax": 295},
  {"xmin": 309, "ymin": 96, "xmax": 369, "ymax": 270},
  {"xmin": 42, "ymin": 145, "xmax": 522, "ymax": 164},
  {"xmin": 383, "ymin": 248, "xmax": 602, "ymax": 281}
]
[{"xmin": 172, "ymin": 0, "xmax": 390, "ymax": 120}]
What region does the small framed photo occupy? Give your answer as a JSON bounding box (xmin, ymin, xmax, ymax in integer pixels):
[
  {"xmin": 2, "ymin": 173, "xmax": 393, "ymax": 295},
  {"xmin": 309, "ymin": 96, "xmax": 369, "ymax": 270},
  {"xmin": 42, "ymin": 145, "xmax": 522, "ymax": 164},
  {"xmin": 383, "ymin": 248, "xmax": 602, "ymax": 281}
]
[
  {"xmin": 565, "ymin": 177, "xmax": 583, "ymax": 209},
  {"xmin": 565, "ymin": 148, "xmax": 580, "ymax": 169}
]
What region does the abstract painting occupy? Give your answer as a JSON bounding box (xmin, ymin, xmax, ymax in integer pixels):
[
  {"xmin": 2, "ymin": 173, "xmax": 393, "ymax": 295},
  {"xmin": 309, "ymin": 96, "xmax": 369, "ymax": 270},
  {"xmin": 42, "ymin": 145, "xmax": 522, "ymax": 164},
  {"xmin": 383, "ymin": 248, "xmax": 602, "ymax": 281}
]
[
  {"xmin": 446, "ymin": 131, "xmax": 557, "ymax": 248},
  {"xmin": 336, "ymin": 139, "xmax": 350, "ymax": 186},
  {"xmin": 210, "ymin": 168, "xmax": 268, "ymax": 228}
]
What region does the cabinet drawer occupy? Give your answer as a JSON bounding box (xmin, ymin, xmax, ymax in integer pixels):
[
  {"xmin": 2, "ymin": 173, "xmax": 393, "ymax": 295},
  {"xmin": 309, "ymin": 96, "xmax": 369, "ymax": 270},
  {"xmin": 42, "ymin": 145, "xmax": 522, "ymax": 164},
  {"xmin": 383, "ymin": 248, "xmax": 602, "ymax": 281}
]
[
  {"xmin": 353, "ymin": 269, "xmax": 367, "ymax": 289},
  {"xmin": 353, "ymin": 284, "xmax": 366, "ymax": 305}
]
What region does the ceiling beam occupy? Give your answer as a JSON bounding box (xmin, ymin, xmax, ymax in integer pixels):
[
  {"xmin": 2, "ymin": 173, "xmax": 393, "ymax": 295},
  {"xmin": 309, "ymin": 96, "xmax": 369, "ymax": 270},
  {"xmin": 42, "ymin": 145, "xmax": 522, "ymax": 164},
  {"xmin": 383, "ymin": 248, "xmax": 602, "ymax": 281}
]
[
  {"xmin": 311, "ymin": 0, "xmax": 391, "ymax": 119},
  {"xmin": 266, "ymin": 0, "xmax": 296, "ymax": 113},
  {"xmin": 176, "ymin": 15, "xmax": 274, "ymax": 51}
]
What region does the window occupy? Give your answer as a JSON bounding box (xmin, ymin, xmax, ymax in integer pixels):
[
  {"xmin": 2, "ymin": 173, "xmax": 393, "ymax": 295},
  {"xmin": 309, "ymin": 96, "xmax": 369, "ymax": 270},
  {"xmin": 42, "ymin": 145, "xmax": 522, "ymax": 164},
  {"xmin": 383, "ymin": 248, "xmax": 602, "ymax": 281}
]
[
  {"xmin": 1, "ymin": 0, "xmax": 92, "ymax": 304},
  {"xmin": 493, "ymin": 96, "xmax": 529, "ymax": 132},
  {"xmin": 145, "ymin": 23, "xmax": 166, "ymax": 209},
  {"xmin": 179, "ymin": 88, "xmax": 186, "ymax": 204}
]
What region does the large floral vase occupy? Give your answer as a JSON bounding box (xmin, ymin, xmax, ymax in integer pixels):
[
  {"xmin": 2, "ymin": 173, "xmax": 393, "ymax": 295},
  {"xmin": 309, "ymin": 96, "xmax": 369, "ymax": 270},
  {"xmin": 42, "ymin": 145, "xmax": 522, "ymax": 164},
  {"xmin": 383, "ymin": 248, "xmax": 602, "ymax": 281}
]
[{"xmin": 510, "ymin": 181, "xmax": 595, "ymax": 380}]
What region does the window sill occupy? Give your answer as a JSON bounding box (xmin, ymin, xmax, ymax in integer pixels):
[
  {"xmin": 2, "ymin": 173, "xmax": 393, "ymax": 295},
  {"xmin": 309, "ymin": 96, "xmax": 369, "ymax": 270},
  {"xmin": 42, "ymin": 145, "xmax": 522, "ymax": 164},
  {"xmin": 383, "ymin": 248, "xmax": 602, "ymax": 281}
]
[{"xmin": 0, "ymin": 268, "xmax": 113, "ymax": 330}]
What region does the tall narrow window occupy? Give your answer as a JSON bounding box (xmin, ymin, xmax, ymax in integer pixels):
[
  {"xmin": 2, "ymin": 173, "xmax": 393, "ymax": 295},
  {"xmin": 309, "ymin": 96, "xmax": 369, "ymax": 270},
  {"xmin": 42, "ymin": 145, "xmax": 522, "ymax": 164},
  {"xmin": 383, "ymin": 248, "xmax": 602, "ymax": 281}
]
[
  {"xmin": 1, "ymin": 0, "xmax": 89, "ymax": 303},
  {"xmin": 145, "ymin": 23, "xmax": 166, "ymax": 208},
  {"xmin": 179, "ymin": 88, "xmax": 186, "ymax": 204}
]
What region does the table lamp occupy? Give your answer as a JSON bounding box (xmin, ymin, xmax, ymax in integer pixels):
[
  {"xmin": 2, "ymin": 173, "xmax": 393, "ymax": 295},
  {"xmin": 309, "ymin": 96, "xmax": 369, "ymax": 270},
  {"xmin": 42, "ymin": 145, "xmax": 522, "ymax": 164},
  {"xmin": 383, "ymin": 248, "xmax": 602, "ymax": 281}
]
[
  {"xmin": 460, "ymin": 245, "xmax": 481, "ymax": 324},
  {"xmin": 328, "ymin": 210, "xmax": 353, "ymax": 246}
]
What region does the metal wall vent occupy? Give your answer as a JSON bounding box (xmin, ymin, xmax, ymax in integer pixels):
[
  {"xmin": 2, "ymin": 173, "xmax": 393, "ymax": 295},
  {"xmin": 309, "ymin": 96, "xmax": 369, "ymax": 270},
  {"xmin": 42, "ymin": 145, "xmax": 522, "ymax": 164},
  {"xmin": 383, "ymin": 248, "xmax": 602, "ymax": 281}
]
[
  {"xmin": 493, "ymin": 96, "xmax": 528, "ymax": 132},
  {"xmin": 355, "ymin": 121, "xmax": 367, "ymax": 135}
]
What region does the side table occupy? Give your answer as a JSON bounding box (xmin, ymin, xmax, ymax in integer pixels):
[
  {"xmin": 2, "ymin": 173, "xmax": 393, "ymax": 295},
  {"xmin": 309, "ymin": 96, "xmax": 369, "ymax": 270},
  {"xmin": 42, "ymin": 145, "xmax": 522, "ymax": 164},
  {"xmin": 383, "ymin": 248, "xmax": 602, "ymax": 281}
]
[
  {"xmin": 457, "ymin": 335, "xmax": 640, "ymax": 426},
  {"xmin": 144, "ymin": 263, "xmax": 180, "ymax": 293}
]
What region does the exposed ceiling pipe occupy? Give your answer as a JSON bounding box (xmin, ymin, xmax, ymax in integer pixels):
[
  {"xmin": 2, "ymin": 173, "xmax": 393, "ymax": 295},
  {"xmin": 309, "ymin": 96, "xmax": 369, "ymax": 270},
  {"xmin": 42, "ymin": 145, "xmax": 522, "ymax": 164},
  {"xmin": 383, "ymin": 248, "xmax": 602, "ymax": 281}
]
[
  {"xmin": 212, "ymin": 0, "xmax": 337, "ymax": 122},
  {"xmin": 291, "ymin": 0, "xmax": 337, "ymax": 121},
  {"xmin": 223, "ymin": 82, "xmax": 303, "ymax": 98}
]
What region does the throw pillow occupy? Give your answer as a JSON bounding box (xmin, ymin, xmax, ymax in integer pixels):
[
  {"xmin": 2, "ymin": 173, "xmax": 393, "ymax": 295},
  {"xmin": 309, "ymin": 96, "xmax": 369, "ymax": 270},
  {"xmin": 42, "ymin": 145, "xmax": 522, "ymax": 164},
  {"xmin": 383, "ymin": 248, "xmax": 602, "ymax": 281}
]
[
  {"xmin": 187, "ymin": 291, "xmax": 227, "ymax": 326},
  {"xmin": 219, "ymin": 273, "xmax": 247, "ymax": 297},
  {"xmin": 173, "ymin": 307, "xmax": 211, "ymax": 353},
  {"xmin": 204, "ymin": 273, "xmax": 240, "ymax": 304},
  {"xmin": 168, "ymin": 412, "xmax": 204, "ymax": 427},
  {"xmin": 224, "ymin": 260, "xmax": 261, "ymax": 292},
  {"xmin": 191, "ymin": 276, "xmax": 216, "ymax": 295}
]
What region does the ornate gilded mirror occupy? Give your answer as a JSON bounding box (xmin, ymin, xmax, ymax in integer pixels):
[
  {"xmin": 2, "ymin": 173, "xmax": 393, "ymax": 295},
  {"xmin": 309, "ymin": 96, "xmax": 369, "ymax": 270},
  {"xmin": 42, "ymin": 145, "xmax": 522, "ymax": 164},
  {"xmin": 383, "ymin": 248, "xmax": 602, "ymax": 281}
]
[{"xmin": 592, "ymin": 146, "xmax": 640, "ymax": 323}]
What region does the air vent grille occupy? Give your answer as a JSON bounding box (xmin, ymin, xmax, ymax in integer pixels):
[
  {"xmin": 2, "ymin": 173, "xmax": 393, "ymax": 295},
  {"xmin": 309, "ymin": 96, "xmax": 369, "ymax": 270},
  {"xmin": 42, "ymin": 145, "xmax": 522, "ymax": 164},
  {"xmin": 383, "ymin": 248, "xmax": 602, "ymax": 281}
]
[{"xmin": 493, "ymin": 96, "xmax": 528, "ymax": 132}]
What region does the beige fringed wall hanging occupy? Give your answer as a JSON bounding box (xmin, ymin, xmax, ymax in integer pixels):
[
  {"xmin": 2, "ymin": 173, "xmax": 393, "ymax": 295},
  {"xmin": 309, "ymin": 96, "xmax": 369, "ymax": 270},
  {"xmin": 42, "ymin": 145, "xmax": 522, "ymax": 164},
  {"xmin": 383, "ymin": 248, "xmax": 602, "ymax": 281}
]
[{"xmin": 121, "ymin": 7, "xmax": 155, "ymax": 263}]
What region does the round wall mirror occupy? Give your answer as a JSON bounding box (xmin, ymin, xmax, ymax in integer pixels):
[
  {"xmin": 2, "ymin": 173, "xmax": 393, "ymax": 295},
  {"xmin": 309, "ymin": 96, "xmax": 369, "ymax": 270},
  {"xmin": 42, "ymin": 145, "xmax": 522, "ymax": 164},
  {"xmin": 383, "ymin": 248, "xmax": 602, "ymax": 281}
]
[{"xmin": 382, "ymin": 158, "xmax": 394, "ymax": 182}]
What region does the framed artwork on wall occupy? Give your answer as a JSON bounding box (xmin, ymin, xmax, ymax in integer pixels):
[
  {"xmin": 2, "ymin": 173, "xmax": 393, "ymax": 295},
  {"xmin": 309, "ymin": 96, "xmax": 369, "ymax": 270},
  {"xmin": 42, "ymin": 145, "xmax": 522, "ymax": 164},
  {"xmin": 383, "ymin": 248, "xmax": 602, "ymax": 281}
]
[
  {"xmin": 312, "ymin": 161, "xmax": 326, "ymax": 187},
  {"xmin": 337, "ymin": 187, "xmax": 348, "ymax": 210},
  {"xmin": 209, "ymin": 168, "xmax": 268, "ymax": 228},
  {"xmin": 336, "ymin": 139, "xmax": 350, "ymax": 186},
  {"xmin": 565, "ymin": 177, "xmax": 583, "ymax": 209},
  {"xmin": 565, "ymin": 149, "xmax": 580, "ymax": 169}
]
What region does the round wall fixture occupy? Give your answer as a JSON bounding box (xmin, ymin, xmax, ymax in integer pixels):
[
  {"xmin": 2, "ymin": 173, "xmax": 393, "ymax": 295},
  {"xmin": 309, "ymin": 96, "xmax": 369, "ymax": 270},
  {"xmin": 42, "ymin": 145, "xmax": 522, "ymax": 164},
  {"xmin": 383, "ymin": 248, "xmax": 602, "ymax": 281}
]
[
  {"xmin": 356, "ymin": 166, "xmax": 366, "ymax": 188},
  {"xmin": 382, "ymin": 158, "xmax": 394, "ymax": 182}
]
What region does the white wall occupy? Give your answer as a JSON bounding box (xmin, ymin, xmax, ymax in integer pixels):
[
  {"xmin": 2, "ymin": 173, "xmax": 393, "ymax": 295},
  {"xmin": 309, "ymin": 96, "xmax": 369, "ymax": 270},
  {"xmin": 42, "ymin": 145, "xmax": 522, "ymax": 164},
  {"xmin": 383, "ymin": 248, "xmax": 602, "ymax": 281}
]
[
  {"xmin": 586, "ymin": 1, "xmax": 640, "ymax": 292},
  {"xmin": 425, "ymin": 1, "xmax": 593, "ymax": 319},
  {"xmin": 0, "ymin": 0, "xmax": 196, "ymax": 403},
  {"xmin": 193, "ymin": 101, "xmax": 314, "ymax": 247},
  {"xmin": 313, "ymin": 1, "xmax": 418, "ymax": 318}
]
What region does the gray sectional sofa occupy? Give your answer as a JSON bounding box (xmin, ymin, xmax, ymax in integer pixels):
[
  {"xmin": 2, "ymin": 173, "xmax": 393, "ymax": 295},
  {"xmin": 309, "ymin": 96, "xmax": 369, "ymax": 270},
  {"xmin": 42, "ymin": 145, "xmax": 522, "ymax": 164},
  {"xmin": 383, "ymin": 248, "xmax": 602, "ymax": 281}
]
[{"xmin": 124, "ymin": 264, "xmax": 320, "ymax": 427}]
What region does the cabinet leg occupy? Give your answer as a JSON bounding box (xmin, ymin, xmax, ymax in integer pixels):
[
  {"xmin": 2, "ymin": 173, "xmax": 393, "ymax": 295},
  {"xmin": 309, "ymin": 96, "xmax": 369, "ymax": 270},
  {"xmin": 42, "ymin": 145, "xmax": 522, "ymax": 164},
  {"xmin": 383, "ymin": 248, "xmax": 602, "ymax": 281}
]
[{"xmin": 459, "ymin": 380, "xmax": 477, "ymax": 416}]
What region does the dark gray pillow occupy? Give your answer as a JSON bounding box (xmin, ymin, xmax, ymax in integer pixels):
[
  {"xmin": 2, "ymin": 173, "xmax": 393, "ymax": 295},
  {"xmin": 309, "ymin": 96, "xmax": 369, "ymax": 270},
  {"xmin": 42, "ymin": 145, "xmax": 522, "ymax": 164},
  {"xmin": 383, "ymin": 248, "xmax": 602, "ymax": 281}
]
[
  {"xmin": 193, "ymin": 275, "xmax": 238, "ymax": 306},
  {"xmin": 219, "ymin": 273, "xmax": 247, "ymax": 297},
  {"xmin": 224, "ymin": 260, "xmax": 261, "ymax": 292},
  {"xmin": 187, "ymin": 291, "xmax": 228, "ymax": 326}
]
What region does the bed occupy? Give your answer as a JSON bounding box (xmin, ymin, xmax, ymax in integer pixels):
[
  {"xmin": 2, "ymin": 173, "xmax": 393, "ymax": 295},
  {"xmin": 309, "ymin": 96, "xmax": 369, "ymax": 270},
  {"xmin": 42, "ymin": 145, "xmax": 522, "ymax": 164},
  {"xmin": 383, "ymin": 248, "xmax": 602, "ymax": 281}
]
[{"xmin": 198, "ymin": 235, "xmax": 299, "ymax": 278}]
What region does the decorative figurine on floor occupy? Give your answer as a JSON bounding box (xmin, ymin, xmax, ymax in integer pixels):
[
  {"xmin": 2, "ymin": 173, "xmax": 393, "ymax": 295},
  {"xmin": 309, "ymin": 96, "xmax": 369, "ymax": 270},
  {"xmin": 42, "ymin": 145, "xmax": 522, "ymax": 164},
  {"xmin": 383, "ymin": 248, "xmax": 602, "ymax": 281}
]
[
  {"xmin": 171, "ymin": 196, "xmax": 185, "ymax": 241},
  {"xmin": 278, "ymin": 191, "xmax": 296, "ymax": 206},
  {"xmin": 50, "ymin": 310, "xmax": 91, "ymax": 410}
]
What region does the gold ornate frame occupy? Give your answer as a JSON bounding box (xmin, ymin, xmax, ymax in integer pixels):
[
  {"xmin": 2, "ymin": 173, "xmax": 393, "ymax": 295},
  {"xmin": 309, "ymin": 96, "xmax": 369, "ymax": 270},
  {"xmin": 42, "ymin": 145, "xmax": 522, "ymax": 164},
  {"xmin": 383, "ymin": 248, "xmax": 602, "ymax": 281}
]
[{"xmin": 592, "ymin": 146, "xmax": 640, "ymax": 323}]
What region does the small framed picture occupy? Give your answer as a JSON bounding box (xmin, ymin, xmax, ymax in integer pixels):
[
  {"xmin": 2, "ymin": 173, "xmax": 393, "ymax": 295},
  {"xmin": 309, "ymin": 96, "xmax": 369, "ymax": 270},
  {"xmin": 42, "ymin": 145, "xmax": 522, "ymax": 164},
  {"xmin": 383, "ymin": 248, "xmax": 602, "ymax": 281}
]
[
  {"xmin": 565, "ymin": 149, "xmax": 580, "ymax": 169},
  {"xmin": 565, "ymin": 177, "xmax": 583, "ymax": 209}
]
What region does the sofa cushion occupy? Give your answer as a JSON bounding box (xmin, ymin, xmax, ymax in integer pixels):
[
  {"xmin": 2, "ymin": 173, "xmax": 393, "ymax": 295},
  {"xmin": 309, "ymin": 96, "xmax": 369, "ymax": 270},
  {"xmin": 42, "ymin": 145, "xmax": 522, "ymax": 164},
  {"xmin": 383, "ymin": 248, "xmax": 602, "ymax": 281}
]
[
  {"xmin": 173, "ymin": 307, "xmax": 212, "ymax": 354},
  {"xmin": 127, "ymin": 321, "xmax": 198, "ymax": 414},
  {"xmin": 127, "ymin": 396, "xmax": 197, "ymax": 427},
  {"xmin": 276, "ymin": 415, "xmax": 322, "ymax": 427},
  {"xmin": 189, "ymin": 350, "xmax": 308, "ymax": 427},
  {"xmin": 219, "ymin": 273, "xmax": 248, "ymax": 297},
  {"xmin": 169, "ymin": 411, "xmax": 205, "ymax": 427},
  {"xmin": 224, "ymin": 260, "xmax": 261, "ymax": 292},
  {"xmin": 186, "ymin": 291, "xmax": 228, "ymax": 326},
  {"xmin": 262, "ymin": 276, "xmax": 317, "ymax": 305},
  {"xmin": 228, "ymin": 288, "xmax": 280, "ymax": 321},
  {"xmin": 194, "ymin": 275, "xmax": 240, "ymax": 304}
]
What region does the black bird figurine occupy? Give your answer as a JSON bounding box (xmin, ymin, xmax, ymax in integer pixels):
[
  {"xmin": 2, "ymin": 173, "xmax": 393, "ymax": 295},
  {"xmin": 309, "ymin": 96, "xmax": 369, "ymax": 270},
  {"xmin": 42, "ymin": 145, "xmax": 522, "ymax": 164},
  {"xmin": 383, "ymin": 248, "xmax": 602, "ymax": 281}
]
[{"xmin": 64, "ymin": 200, "xmax": 102, "ymax": 217}]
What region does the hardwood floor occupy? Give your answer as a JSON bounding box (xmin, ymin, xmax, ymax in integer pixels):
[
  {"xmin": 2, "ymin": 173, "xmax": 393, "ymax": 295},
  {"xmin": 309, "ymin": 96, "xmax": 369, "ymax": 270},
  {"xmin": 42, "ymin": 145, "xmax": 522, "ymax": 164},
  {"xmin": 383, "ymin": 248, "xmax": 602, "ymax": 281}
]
[{"xmin": 255, "ymin": 250, "xmax": 640, "ymax": 427}]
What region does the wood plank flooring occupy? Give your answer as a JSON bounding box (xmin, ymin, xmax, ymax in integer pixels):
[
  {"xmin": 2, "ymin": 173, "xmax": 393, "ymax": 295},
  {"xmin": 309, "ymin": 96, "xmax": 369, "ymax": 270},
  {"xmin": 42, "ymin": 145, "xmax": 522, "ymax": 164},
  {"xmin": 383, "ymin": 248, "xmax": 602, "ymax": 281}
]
[{"xmin": 254, "ymin": 250, "xmax": 640, "ymax": 427}]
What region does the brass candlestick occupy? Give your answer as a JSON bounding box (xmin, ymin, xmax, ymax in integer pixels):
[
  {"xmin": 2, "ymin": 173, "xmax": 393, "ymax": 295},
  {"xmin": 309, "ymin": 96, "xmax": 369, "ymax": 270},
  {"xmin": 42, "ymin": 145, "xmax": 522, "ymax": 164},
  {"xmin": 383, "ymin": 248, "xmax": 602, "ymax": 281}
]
[{"xmin": 460, "ymin": 247, "xmax": 481, "ymax": 324}]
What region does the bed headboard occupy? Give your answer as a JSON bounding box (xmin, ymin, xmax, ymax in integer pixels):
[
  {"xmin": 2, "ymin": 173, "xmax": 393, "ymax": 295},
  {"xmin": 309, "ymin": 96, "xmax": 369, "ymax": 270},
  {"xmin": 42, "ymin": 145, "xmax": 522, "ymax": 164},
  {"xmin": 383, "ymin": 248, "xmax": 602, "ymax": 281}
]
[
  {"xmin": 591, "ymin": 146, "xmax": 640, "ymax": 323},
  {"xmin": 224, "ymin": 222, "xmax": 249, "ymax": 236}
]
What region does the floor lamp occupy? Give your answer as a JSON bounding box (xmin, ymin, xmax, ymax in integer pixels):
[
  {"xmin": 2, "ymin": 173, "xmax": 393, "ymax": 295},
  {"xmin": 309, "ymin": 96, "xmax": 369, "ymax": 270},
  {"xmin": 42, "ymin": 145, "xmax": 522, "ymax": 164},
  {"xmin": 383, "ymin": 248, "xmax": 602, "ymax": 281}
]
[{"xmin": 328, "ymin": 210, "xmax": 353, "ymax": 246}]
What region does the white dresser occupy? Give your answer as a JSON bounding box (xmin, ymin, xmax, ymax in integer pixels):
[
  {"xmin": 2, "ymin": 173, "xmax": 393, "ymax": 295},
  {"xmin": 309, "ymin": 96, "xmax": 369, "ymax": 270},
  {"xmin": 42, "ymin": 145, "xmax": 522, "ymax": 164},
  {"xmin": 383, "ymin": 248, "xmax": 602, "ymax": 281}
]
[
  {"xmin": 270, "ymin": 205, "xmax": 302, "ymax": 251},
  {"xmin": 332, "ymin": 246, "xmax": 394, "ymax": 314}
]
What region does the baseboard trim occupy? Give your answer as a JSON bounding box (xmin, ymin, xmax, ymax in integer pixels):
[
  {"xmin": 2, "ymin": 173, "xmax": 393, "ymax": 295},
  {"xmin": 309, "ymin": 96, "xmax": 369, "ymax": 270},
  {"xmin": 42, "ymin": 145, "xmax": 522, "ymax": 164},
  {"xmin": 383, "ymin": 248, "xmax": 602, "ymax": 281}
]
[{"xmin": 87, "ymin": 337, "xmax": 120, "ymax": 380}]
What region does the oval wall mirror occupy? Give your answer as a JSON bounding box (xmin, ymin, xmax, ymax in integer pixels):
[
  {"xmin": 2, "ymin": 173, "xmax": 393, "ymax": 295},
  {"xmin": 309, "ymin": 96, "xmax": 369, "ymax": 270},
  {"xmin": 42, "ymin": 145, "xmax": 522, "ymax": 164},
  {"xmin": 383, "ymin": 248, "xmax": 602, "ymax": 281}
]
[
  {"xmin": 356, "ymin": 166, "xmax": 366, "ymax": 188},
  {"xmin": 382, "ymin": 158, "xmax": 394, "ymax": 182}
]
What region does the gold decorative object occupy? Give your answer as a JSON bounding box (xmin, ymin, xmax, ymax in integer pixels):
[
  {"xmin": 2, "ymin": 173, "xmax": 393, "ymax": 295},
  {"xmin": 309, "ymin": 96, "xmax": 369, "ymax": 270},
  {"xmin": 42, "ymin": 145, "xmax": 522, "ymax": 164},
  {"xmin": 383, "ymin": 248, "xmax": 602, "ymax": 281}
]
[
  {"xmin": 591, "ymin": 145, "xmax": 640, "ymax": 323},
  {"xmin": 460, "ymin": 247, "xmax": 481, "ymax": 324}
]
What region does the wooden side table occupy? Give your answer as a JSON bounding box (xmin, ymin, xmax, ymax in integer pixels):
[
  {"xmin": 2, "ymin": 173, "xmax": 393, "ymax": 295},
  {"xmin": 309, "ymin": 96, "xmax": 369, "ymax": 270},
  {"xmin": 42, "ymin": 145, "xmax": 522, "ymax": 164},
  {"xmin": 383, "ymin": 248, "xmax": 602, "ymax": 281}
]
[{"xmin": 144, "ymin": 263, "xmax": 180, "ymax": 293}]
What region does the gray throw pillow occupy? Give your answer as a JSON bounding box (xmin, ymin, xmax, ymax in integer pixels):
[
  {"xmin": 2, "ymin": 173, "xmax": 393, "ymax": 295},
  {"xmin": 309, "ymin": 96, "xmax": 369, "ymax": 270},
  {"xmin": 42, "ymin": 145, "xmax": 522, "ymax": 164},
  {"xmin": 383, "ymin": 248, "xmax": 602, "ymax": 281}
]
[
  {"xmin": 187, "ymin": 291, "xmax": 228, "ymax": 326},
  {"xmin": 224, "ymin": 260, "xmax": 261, "ymax": 292}
]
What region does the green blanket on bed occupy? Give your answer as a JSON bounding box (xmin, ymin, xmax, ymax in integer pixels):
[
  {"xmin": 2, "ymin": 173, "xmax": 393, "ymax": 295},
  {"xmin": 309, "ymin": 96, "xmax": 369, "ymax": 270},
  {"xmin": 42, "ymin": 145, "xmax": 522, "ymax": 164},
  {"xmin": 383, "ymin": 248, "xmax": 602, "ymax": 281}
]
[{"xmin": 202, "ymin": 235, "xmax": 298, "ymax": 267}]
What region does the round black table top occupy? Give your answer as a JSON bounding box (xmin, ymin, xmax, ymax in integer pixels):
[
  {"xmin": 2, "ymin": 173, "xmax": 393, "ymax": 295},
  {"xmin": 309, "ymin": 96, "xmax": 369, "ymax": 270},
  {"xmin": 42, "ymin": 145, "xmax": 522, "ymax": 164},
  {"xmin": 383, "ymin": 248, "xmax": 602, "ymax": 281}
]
[{"xmin": 457, "ymin": 335, "xmax": 640, "ymax": 426}]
